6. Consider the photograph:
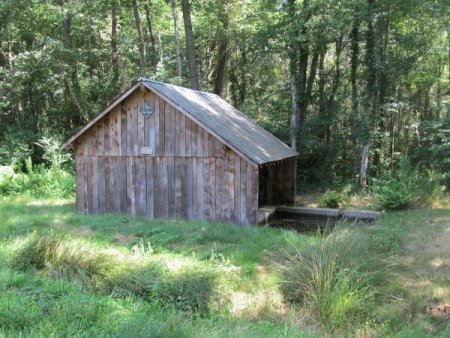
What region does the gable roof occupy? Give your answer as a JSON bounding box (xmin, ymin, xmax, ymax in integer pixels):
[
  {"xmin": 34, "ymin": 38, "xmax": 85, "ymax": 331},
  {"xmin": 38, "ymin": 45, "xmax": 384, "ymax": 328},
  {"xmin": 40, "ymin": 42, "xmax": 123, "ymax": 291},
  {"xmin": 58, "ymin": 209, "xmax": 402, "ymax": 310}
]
[{"xmin": 61, "ymin": 79, "xmax": 298, "ymax": 166}]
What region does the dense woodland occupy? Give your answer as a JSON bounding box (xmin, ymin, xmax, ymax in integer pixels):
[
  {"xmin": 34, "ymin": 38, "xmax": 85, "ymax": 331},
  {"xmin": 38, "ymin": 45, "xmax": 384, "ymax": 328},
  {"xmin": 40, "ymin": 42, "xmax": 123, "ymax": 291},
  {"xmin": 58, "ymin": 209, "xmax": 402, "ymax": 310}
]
[{"xmin": 1, "ymin": 0, "xmax": 450, "ymax": 191}]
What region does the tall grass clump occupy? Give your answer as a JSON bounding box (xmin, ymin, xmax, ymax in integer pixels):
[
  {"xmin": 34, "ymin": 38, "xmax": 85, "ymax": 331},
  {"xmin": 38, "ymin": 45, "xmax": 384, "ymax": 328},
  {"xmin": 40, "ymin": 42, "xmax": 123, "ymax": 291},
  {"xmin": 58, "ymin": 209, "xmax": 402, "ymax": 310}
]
[
  {"xmin": 9, "ymin": 231, "xmax": 223, "ymax": 317},
  {"xmin": 0, "ymin": 136, "xmax": 75, "ymax": 199},
  {"xmin": 272, "ymin": 225, "xmax": 400, "ymax": 333}
]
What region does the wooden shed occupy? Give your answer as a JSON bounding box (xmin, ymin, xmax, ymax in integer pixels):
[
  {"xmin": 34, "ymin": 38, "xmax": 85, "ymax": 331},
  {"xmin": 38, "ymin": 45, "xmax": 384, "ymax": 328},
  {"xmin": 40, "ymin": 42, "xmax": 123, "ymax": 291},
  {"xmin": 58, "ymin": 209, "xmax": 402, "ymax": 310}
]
[{"xmin": 61, "ymin": 79, "xmax": 298, "ymax": 225}]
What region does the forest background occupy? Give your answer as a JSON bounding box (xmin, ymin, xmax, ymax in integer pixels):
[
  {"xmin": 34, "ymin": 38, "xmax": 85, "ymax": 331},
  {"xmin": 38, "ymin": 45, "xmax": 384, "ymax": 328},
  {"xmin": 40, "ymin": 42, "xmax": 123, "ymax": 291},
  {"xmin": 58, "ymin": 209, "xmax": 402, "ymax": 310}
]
[{"xmin": 1, "ymin": 0, "xmax": 450, "ymax": 196}]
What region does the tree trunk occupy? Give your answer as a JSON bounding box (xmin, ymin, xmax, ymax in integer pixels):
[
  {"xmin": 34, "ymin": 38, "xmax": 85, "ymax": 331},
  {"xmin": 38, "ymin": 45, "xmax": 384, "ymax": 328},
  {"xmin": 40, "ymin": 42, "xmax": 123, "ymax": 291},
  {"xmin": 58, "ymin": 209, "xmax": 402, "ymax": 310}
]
[
  {"xmin": 213, "ymin": 0, "xmax": 230, "ymax": 97},
  {"xmin": 60, "ymin": 0, "xmax": 83, "ymax": 127},
  {"xmin": 132, "ymin": 0, "xmax": 147, "ymax": 77},
  {"xmin": 111, "ymin": 5, "xmax": 120, "ymax": 82},
  {"xmin": 326, "ymin": 37, "xmax": 343, "ymax": 143},
  {"xmin": 360, "ymin": 144, "xmax": 369, "ymax": 187},
  {"xmin": 181, "ymin": 0, "xmax": 200, "ymax": 90},
  {"xmin": 288, "ymin": 0, "xmax": 311, "ymax": 151},
  {"xmin": 144, "ymin": 3, "xmax": 157, "ymax": 70},
  {"xmin": 213, "ymin": 36, "xmax": 229, "ymax": 97},
  {"xmin": 351, "ymin": 12, "xmax": 360, "ymax": 178},
  {"xmin": 360, "ymin": 0, "xmax": 376, "ymax": 187},
  {"xmin": 171, "ymin": 0, "xmax": 183, "ymax": 84},
  {"xmin": 373, "ymin": 2, "xmax": 391, "ymax": 176}
]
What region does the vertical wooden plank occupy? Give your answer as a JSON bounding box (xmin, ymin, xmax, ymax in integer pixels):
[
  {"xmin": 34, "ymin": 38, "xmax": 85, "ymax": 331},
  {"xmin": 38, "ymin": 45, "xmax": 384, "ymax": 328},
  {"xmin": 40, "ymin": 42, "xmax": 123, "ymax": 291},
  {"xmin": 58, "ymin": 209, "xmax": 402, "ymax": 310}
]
[
  {"xmin": 214, "ymin": 136, "xmax": 222, "ymax": 156},
  {"xmin": 146, "ymin": 157, "xmax": 154, "ymax": 218},
  {"xmin": 144, "ymin": 91, "xmax": 150, "ymax": 147},
  {"xmin": 135, "ymin": 157, "xmax": 147, "ymax": 216},
  {"xmin": 234, "ymin": 155, "xmax": 241, "ymax": 225},
  {"xmin": 209, "ymin": 158, "xmax": 216, "ymax": 223},
  {"xmin": 207, "ymin": 132, "xmax": 214, "ymax": 157},
  {"xmin": 149, "ymin": 92, "xmax": 156, "ymax": 154},
  {"xmin": 153, "ymin": 92, "xmax": 160, "ymax": 155},
  {"xmin": 179, "ymin": 113, "xmax": 186, "ymax": 157},
  {"xmin": 105, "ymin": 157, "xmax": 113, "ymax": 213},
  {"xmin": 109, "ymin": 108, "xmax": 116, "ymax": 155},
  {"xmin": 228, "ymin": 152, "xmax": 235, "ymax": 224},
  {"xmin": 174, "ymin": 109, "xmax": 180, "ymax": 156},
  {"xmin": 137, "ymin": 92, "xmax": 145, "ymax": 151},
  {"xmin": 97, "ymin": 121, "xmax": 104, "ymax": 157},
  {"xmin": 180, "ymin": 158, "xmax": 188, "ymax": 218},
  {"xmin": 251, "ymin": 166, "xmax": 259, "ymax": 225},
  {"xmin": 246, "ymin": 161, "xmax": 253, "ymax": 225},
  {"xmin": 192, "ymin": 157, "xmax": 197, "ymax": 219},
  {"xmin": 115, "ymin": 158, "xmax": 127, "ymax": 214},
  {"xmin": 98, "ymin": 157, "xmax": 106, "ymax": 213},
  {"xmin": 85, "ymin": 132, "xmax": 92, "ymax": 157},
  {"xmin": 158, "ymin": 97, "xmax": 165, "ymax": 155},
  {"xmin": 154, "ymin": 157, "xmax": 162, "ymax": 218},
  {"xmin": 127, "ymin": 157, "xmax": 136, "ymax": 216},
  {"xmin": 164, "ymin": 103, "xmax": 174, "ymax": 156},
  {"xmin": 215, "ymin": 156, "xmax": 221, "ymax": 223},
  {"xmin": 113, "ymin": 157, "xmax": 120, "ymax": 213},
  {"xmin": 114, "ymin": 107, "xmax": 121, "ymax": 156},
  {"xmin": 91, "ymin": 156, "xmax": 99, "ymax": 213},
  {"xmin": 203, "ymin": 158, "xmax": 211, "ymax": 221},
  {"xmin": 186, "ymin": 157, "xmax": 193, "ymax": 220},
  {"xmin": 104, "ymin": 115, "xmax": 110, "ymax": 157},
  {"xmin": 196, "ymin": 158, "xmax": 204, "ymax": 220},
  {"xmin": 191, "ymin": 120, "xmax": 198, "ymax": 156},
  {"xmin": 240, "ymin": 159, "xmax": 247, "ymax": 225},
  {"xmin": 167, "ymin": 157, "xmax": 175, "ymax": 218},
  {"xmin": 161, "ymin": 157, "xmax": 169, "ymax": 218},
  {"xmin": 174, "ymin": 158, "xmax": 182, "ymax": 218},
  {"xmin": 197, "ymin": 124, "xmax": 204, "ymax": 157},
  {"xmin": 127, "ymin": 96, "xmax": 133, "ymax": 156},
  {"xmin": 81, "ymin": 156, "xmax": 88, "ymax": 213},
  {"xmin": 91, "ymin": 126, "xmax": 98, "ymax": 156},
  {"xmin": 203, "ymin": 129, "xmax": 209, "ymax": 157},
  {"xmin": 75, "ymin": 156, "xmax": 83, "ymax": 214},
  {"xmin": 133, "ymin": 93, "xmax": 139, "ymax": 156},
  {"xmin": 220, "ymin": 155, "xmax": 229, "ymax": 223},
  {"xmin": 121, "ymin": 105, "xmax": 127, "ymax": 156},
  {"xmin": 185, "ymin": 117, "xmax": 192, "ymax": 157}
]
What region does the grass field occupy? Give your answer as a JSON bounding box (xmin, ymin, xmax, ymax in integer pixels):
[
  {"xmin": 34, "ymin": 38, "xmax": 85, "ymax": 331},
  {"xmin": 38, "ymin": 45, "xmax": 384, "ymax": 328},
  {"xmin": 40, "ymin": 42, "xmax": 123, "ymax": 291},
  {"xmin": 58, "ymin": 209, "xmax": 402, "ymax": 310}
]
[{"xmin": 1, "ymin": 195, "xmax": 450, "ymax": 337}]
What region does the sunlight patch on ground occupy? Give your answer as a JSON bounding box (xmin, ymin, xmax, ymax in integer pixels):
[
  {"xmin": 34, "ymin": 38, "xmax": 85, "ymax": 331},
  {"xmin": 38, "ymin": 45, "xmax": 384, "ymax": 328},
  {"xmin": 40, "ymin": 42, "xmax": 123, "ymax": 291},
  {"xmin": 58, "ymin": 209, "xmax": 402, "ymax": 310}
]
[{"xmin": 228, "ymin": 287, "xmax": 287, "ymax": 321}]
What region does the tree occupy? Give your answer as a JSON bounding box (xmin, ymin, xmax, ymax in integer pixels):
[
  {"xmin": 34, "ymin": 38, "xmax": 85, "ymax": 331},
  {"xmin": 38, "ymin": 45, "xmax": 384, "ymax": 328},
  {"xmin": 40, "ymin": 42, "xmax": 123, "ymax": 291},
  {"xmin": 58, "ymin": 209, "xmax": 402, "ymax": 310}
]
[
  {"xmin": 132, "ymin": 0, "xmax": 147, "ymax": 77},
  {"xmin": 181, "ymin": 0, "xmax": 199, "ymax": 90}
]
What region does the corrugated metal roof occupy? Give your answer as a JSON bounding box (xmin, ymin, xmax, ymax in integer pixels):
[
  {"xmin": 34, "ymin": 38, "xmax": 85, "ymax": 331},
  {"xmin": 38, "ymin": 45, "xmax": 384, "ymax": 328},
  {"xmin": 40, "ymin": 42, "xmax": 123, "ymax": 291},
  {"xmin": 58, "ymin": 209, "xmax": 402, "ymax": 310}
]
[{"xmin": 142, "ymin": 79, "xmax": 298, "ymax": 165}]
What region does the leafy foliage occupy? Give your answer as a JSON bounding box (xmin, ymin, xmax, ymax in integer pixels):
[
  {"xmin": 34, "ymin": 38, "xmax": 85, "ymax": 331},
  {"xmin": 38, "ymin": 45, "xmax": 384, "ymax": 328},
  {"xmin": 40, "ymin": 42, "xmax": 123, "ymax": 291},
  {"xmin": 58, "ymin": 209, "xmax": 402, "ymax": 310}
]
[
  {"xmin": 318, "ymin": 190, "xmax": 348, "ymax": 208},
  {"xmin": 370, "ymin": 156, "xmax": 441, "ymax": 210},
  {"xmin": 0, "ymin": 160, "xmax": 75, "ymax": 199}
]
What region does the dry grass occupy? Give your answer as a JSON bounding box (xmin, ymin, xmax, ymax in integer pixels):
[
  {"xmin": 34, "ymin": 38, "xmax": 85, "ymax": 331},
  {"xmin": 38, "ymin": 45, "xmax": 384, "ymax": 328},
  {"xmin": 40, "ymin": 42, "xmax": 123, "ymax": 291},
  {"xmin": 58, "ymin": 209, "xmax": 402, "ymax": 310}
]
[
  {"xmin": 396, "ymin": 210, "xmax": 450, "ymax": 312},
  {"xmin": 296, "ymin": 192, "xmax": 374, "ymax": 209}
]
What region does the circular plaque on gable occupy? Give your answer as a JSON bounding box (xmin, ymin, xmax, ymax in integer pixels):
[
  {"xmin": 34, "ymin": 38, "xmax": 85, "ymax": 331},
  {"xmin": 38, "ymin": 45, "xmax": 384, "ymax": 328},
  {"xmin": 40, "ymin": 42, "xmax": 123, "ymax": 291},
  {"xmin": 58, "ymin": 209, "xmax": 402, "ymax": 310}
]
[{"xmin": 139, "ymin": 101, "xmax": 154, "ymax": 118}]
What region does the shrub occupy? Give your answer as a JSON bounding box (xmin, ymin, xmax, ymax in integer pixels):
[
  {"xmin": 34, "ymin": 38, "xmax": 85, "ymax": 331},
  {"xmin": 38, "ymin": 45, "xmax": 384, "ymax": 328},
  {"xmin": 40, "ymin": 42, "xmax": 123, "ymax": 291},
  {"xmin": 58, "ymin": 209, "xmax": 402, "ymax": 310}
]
[
  {"xmin": 272, "ymin": 225, "xmax": 399, "ymax": 333},
  {"xmin": 370, "ymin": 156, "xmax": 441, "ymax": 210},
  {"xmin": 319, "ymin": 190, "xmax": 347, "ymax": 208},
  {"xmin": 0, "ymin": 158, "xmax": 75, "ymax": 199}
]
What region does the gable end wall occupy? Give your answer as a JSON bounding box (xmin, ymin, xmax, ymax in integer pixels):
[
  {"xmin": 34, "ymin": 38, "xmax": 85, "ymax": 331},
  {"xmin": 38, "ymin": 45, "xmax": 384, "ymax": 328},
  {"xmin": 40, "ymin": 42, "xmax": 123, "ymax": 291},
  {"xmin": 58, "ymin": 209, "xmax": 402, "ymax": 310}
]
[{"xmin": 74, "ymin": 89, "xmax": 258, "ymax": 225}]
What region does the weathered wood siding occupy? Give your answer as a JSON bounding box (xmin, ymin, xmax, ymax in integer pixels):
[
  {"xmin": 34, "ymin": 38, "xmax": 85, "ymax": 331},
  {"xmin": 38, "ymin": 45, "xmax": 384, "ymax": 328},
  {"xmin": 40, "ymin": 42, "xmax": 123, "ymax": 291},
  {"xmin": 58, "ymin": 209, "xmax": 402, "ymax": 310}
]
[{"xmin": 74, "ymin": 89, "xmax": 258, "ymax": 225}]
